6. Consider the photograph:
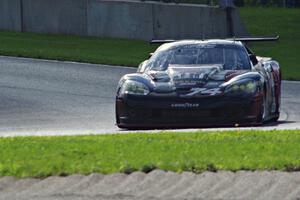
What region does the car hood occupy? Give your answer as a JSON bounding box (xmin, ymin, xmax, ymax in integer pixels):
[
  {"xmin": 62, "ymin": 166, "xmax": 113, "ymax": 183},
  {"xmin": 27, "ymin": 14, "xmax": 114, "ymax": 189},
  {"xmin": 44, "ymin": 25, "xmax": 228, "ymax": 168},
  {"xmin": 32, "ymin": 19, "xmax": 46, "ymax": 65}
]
[{"xmin": 147, "ymin": 64, "xmax": 248, "ymax": 90}]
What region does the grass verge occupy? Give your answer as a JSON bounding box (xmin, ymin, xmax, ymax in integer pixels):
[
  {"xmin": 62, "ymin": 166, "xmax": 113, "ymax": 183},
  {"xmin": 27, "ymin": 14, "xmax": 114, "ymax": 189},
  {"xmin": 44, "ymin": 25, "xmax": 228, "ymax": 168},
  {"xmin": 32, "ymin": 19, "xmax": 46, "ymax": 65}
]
[
  {"xmin": 0, "ymin": 130, "xmax": 300, "ymax": 178},
  {"xmin": 0, "ymin": 31, "xmax": 157, "ymax": 67}
]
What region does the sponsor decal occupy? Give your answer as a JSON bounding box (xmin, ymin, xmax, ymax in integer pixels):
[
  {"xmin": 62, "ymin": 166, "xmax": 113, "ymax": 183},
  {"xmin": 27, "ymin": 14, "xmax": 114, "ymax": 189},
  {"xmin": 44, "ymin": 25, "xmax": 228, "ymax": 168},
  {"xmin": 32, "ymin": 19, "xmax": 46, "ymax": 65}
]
[
  {"xmin": 171, "ymin": 103, "xmax": 199, "ymax": 108},
  {"xmin": 181, "ymin": 44, "xmax": 216, "ymax": 49}
]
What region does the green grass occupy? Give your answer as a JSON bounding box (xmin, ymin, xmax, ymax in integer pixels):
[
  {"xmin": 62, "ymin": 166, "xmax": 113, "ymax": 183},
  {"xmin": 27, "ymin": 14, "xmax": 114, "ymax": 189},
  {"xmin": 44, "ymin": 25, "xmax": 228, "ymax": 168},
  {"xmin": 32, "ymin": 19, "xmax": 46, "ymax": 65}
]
[
  {"xmin": 240, "ymin": 7, "xmax": 300, "ymax": 80},
  {"xmin": 1, "ymin": 130, "xmax": 300, "ymax": 178},
  {"xmin": 0, "ymin": 31, "xmax": 157, "ymax": 67},
  {"xmin": 0, "ymin": 7, "xmax": 299, "ymax": 79}
]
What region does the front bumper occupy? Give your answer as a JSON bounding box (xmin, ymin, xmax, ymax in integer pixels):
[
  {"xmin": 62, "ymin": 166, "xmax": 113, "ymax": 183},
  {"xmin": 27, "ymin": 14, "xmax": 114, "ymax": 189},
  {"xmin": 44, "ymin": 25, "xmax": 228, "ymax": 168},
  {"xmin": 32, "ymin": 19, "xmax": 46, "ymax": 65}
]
[{"xmin": 116, "ymin": 93, "xmax": 262, "ymax": 128}]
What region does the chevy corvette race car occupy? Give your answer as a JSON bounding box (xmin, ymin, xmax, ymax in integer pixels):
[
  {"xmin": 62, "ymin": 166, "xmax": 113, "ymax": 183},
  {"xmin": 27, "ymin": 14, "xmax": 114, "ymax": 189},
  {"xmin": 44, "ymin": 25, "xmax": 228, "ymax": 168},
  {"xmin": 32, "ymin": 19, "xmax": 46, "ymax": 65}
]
[{"xmin": 116, "ymin": 37, "xmax": 281, "ymax": 129}]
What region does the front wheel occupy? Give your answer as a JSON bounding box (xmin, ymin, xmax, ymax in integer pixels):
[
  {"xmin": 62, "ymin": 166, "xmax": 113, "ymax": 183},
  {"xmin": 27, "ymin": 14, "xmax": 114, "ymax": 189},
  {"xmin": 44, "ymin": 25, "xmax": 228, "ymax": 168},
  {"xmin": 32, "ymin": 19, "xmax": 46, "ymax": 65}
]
[
  {"xmin": 270, "ymin": 114, "xmax": 280, "ymax": 122},
  {"xmin": 257, "ymin": 93, "xmax": 267, "ymax": 123},
  {"xmin": 115, "ymin": 101, "xmax": 120, "ymax": 125}
]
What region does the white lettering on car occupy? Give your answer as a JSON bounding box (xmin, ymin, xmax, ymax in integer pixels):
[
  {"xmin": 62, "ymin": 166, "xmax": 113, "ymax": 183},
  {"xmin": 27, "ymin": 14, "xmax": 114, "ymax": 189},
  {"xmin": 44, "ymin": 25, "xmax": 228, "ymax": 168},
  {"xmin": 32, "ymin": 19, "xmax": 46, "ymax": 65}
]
[
  {"xmin": 201, "ymin": 88, "xmax": 222, "ymax": 95},
  {"xmin": 184, "ymin": 88, "xmax": 222, "ymax": 96},
  {"xmin": 171, "ymin": 103, "xmax": 200, "ymax": 108}
]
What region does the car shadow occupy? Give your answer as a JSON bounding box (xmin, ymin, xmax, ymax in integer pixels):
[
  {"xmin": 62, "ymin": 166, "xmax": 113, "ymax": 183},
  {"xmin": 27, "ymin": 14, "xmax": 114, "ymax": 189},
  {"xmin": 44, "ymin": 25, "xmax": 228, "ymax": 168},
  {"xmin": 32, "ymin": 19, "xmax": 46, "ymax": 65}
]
[
  {"xmin": 118, "ymin": 120, "xmax": 297, "ymax": 131},
  {"xmin": 261, "ymin": 120, "xmax": 296, "ymax": 127}
]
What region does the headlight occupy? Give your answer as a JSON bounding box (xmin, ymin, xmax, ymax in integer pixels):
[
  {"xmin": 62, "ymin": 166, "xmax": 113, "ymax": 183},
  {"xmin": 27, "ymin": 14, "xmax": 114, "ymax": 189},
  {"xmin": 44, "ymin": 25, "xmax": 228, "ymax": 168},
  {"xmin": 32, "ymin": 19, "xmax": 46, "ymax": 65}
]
[
  {"xmin": 224, "ymin": 80, "xmax": 257, "ymax": 94},
  {"xmin": 120, "ymin": 80, "xmax": 150, "ymax": 95}
]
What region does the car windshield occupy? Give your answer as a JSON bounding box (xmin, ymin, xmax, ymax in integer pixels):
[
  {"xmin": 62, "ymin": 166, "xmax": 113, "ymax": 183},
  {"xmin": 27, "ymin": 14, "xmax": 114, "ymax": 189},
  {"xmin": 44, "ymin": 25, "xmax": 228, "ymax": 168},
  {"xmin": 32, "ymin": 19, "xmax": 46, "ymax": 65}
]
[{"xmin": 147, "ymin": 44, "xmax": 251, "ymax": 71}]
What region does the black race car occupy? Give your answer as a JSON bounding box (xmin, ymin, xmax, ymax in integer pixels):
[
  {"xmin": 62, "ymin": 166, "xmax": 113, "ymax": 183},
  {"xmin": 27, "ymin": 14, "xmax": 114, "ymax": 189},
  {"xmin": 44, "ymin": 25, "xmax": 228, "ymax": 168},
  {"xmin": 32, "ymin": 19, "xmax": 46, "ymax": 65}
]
[{"xmin": 115, "ymin": 37, "xmax": 281, "ymax": 129}]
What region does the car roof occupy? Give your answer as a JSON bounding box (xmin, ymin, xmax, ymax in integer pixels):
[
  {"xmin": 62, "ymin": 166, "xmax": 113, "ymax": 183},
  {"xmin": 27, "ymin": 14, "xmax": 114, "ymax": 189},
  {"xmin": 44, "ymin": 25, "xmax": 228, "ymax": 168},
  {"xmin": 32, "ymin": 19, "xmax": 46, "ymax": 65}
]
[{"xmin": 156, "ymin": 39, "xmax": 244, "ymax": 52}]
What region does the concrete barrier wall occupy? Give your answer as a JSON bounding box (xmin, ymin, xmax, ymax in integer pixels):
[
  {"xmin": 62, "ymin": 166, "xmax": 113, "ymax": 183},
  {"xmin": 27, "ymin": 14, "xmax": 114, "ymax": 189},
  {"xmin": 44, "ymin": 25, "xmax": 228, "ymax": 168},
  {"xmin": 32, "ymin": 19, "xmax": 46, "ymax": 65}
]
[
  {"xmin": 88, "ymin": 0, "xmax": 154, "ymax": 40},
  {"xmin": 152, "ymin": 4, "xmax": 228, "ymax": 39},
  {"xmin": 0, "ymin": 0, "xmax": 21, "ymax": 31},
  {"xmin": 22, "ymin": 0, "xmax": 87, "ymax": 35},
  {"xmin": 0, "ymin": 0, "xmax": 248, "ymax": 40}
]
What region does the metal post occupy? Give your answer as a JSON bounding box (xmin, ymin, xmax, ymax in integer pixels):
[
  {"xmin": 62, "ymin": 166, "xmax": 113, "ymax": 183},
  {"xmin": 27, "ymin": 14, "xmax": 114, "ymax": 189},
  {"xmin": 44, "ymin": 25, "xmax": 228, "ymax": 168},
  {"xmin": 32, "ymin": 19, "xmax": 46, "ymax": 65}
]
[
  {"xmin": 20, "ymin": 0, "xmax": 24, "ymax": 32},
  {"xmin": 226, "ymin": 7, "xmax": 233, "ymax": 37},
  {"xmin": 283, "ymin": 0, "xmax": 286, "ymax": 7},
  {"xmin": 207, "ymin": 0, "xmax": 213, "ymax": 6},
  {"xmin": 220, "ymin": 0, "xmax": 235, "ymax": 37}
]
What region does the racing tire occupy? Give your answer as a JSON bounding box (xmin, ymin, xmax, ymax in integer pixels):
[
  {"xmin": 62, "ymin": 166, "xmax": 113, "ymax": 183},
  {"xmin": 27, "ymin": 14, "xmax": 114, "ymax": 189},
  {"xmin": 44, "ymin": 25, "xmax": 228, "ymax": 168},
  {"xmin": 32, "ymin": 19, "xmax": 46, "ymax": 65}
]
[
  {"xmin": 270, "ymin": 113, "xmax": 280, "ymax": 122},
  {"xmin": 257, "ymin": 92, "xmax": 267, "ymax": 124},
  {"xmin": 115, "ymin": 102, "xmax": 120, "ymax": 125}
]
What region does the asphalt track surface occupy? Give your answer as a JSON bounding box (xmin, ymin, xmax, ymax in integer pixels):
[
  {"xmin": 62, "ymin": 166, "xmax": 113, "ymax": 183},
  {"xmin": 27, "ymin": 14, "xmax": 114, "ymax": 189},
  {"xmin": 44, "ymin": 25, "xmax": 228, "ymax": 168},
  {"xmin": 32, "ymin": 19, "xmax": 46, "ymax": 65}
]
[{"xmin": 0, "ymin": 56, "xmax": 299, "ymax": 137}]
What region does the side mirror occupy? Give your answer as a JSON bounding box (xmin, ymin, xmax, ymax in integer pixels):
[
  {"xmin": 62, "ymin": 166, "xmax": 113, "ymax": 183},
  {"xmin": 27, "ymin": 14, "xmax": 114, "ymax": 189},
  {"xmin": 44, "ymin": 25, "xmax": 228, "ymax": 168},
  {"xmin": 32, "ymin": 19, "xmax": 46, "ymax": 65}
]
[
  {"xmin": 149, "ymin": 53, "xmax": 154, "ymax": 58},
  {"xmin": 137, "ymin": 60, "xmax": 148, "ymax": 73},
  {"xmin": 249, "ymin": 54, "xmax": 258, "ymax": 66},
  {"xmin": 264, "ymin": 63, "xmax": 273, "ymax": 72}
]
